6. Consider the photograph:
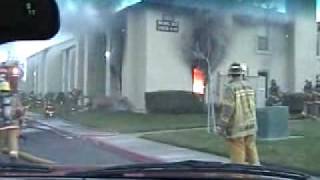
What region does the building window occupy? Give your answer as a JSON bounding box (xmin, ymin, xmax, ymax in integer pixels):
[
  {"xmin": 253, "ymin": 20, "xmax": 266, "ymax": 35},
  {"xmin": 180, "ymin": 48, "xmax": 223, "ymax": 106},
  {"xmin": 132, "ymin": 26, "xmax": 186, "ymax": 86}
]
[
  {"xmin": 192, "ymin": 66, "xmax": 206, "ymax": 95},
  {"xmin": 257, "ymin": 35, "xmax": 270, "ymax": 52}
]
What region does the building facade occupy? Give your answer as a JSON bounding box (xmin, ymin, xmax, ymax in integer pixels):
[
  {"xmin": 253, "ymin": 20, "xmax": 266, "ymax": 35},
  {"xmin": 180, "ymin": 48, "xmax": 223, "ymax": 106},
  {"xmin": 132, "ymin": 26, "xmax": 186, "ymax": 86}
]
[
  {"xmin": 26, "ymin": 0, "xmax": 319, "ymax": 113},
  {"xmin": 26, "ymin": 31, "xmax": 106, "ymax": 97}
]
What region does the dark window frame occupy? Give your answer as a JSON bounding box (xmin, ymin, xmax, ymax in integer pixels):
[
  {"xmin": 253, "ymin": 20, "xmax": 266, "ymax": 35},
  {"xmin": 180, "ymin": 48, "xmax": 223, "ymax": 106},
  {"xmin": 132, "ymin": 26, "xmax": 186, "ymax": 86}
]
[{"xmin": 257, "ymin": 35, "xmax": 270, "ymax": 52}]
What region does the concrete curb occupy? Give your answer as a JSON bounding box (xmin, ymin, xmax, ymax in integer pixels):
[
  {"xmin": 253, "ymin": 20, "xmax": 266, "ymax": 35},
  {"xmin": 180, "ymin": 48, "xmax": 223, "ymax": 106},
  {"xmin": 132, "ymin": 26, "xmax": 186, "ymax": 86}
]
[
  {"xmin": 83, "ymin": 136, "xmax": 163, "ymax": 163},
  {"xmin": 34, "ymin": 120, "xmax": 163, "ymax": 163}
]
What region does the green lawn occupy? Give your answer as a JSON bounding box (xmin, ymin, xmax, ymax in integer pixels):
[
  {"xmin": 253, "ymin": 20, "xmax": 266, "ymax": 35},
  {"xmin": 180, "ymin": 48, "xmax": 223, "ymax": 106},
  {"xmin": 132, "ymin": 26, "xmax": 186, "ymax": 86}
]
[
  {"xmin": 59, "ymin": 110, "xmax": 319, "ymax": 174},
  {"xmin": 142, "ymin": 120, "xmax": 320, "ymax": 175},
  {"xmin": 63, "ymin": 111, "xmax": 207, "ymax": 133}
]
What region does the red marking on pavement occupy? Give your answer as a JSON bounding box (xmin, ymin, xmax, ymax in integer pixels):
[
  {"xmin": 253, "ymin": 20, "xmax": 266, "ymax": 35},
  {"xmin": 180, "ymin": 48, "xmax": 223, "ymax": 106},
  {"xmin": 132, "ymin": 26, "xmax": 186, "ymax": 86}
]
[
  {"xmin": 35, "ymin": 121, "xmax": 163, "ymax": 163},
  {"xmin": 83, "ymin": 136, "xmax": 163, "ymax": 163}
]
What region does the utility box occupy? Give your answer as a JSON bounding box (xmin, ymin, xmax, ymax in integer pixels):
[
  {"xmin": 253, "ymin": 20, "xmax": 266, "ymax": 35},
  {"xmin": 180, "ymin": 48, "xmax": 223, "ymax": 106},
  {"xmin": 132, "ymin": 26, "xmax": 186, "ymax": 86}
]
[{"xmin": 256, "ymin": 106, "xmax": 289, "ymax": 140}]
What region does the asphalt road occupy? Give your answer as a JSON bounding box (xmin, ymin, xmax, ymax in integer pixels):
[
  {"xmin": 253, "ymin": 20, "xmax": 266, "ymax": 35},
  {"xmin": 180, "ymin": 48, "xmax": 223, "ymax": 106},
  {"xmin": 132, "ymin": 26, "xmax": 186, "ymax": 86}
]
[
  {"xmin": 0, "ymin": 155, "xmax": 23, "ymax": 164},
  {"xmin": 19, "ymin": 125, "xmax": 133, "ymax": 166}
]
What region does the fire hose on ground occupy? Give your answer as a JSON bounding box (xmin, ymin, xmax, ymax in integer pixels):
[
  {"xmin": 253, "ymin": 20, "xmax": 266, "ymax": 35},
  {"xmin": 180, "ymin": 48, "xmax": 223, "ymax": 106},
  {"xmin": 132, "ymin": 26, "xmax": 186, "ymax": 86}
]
[
  {"xmin": 0, "ymin": 119, "xmax": 58, "ymax": 165},
  {"xmin": 0, "ymin": 147, "xmax": 54, "ymax": 164}
]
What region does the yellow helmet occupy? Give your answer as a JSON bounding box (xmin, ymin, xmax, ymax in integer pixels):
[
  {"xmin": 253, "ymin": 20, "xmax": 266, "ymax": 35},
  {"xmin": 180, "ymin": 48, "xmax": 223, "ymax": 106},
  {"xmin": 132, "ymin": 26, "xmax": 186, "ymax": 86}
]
[{"xmin": 0, "ymin": 81, "xmax": 11, "ymax": 92}]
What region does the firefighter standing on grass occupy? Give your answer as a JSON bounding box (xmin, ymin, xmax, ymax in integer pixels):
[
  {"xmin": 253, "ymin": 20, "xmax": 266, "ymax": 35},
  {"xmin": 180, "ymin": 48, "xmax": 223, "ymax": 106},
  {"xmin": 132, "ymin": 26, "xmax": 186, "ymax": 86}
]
[{"xmin": 217, "ymin": 62, "xmax": 260, "ymax": 165}]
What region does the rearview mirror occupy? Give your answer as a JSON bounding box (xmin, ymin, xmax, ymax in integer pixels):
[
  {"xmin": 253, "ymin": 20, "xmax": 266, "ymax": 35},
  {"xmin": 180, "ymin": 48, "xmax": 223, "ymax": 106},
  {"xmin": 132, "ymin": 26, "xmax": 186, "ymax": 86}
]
[{"xmin": 0, "ymin": 0, "xmax": 60, "ymax": 43}]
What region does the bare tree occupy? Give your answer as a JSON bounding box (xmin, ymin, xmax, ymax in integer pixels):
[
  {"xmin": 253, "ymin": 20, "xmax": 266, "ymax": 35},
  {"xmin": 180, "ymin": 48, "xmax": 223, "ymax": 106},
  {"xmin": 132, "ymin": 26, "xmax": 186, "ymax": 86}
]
[
  {"xmin": 190, "ymin": 9, "xmax": 231, "ymax": 133},
  {"xmin": 192, "ymin": 12, "xmax": 229, "ymax": 72}
]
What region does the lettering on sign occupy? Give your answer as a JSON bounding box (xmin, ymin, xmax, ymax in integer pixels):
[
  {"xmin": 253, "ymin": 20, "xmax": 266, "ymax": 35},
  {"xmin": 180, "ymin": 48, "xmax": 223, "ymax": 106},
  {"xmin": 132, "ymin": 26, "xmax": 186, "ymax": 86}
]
[{"xmin": 156, "ymin": 13, "xmax": 179, "ymax": 33}]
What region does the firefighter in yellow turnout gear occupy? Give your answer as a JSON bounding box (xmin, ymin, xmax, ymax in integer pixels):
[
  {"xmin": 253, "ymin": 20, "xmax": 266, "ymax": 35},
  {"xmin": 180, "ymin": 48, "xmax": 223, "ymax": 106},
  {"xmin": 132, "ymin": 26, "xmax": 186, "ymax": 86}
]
[
  {"xmin": 217, "ymin": 63, "xmax": 260, "ymax": 165},
  {"xmin": 0, "ymin": 74, "xmax": 20, "ymax": 160}
]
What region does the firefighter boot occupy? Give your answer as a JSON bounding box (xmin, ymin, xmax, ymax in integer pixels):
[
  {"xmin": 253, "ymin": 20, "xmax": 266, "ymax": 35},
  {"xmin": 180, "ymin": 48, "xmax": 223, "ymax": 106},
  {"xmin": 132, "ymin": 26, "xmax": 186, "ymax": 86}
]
[
  {"xmin": 7, "ymin": 128, "xmax": 19, "ymax": 161},
  {"xmin": 0, "ymin": 130, "xmax": 7, "ymax": 152}
]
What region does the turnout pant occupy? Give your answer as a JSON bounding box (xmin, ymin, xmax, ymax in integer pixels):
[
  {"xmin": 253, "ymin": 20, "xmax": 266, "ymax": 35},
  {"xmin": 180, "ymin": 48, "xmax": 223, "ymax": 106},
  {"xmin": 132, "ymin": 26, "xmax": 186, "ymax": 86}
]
[{"xmin": 226, "ymin": 135, "xmax": 260, "ymax": 165}]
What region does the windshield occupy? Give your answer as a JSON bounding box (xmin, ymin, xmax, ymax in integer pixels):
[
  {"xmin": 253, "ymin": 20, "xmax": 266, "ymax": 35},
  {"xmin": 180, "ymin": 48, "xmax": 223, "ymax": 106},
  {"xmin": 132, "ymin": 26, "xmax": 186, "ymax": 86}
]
[{"xmin": 0, "ymin": 0, "xmax": 318, "ymax": 179}]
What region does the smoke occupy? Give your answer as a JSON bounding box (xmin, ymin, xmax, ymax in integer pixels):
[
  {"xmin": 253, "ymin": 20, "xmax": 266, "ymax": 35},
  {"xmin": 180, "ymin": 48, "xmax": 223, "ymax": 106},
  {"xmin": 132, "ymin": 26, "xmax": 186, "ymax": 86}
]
[
  {"xmin": 55, "ymin": 0, "xmax": 144, "ymax": 36},
  {"xmin": 191, "ymin": 9, "xmax": 231, "ymax": 73},
  {"xmin": 55, "ymin": 0, "xmax": 112, "ymax": 36},
  {"xmin": 185, "ymin": 0, "xmax": 288, "ymax": 73}
]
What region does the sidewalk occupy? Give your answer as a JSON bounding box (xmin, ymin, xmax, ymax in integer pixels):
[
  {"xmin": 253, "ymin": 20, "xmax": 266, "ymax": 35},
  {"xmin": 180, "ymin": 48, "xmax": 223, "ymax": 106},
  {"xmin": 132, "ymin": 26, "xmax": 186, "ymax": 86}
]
[{"xmin": 27, "ymin": 113, "xmax": 228, "ymax": 164}]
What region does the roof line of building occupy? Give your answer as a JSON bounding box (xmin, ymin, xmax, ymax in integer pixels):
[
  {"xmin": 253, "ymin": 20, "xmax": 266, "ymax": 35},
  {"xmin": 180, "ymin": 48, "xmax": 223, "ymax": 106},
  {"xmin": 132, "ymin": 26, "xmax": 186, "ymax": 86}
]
[
  {"xmin": 117, "ymin": 0, "xmax": 289, "ymax": 26},
  {"xmin": 27, "ymin": 38, "xmax": 75, "ymax": 60}
]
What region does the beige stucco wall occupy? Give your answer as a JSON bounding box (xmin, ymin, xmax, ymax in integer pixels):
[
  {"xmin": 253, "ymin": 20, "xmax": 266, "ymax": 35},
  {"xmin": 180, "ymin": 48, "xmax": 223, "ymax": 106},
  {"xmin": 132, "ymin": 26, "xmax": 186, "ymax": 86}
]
[
  {"xmin": 145, "ymin": 7, "xmax": 193, "ymax": 92},
  {"xmin": 122, "ymin": 7, "xmax": 148, "ymax": 113},
  {"xmin": 45, "ymin": 45, "xmax": 67, "ymax": 92},
  {"xmin": 26, "ymin": 40, "xmax": 76, "ymax": 94},
  {"xmin": 26, "ymin": 30, "xmax": 107, "ymax": 96},
  {"xmin": 288, "ymin": 0, "xmax": 318, "ymax": 92},
  {"xmin": 86, "ymin": 32, "xmax": 106, "ymax": 97},
  {"xmin": 122, "ymin": 6, "xmax": 195, "ymax": 112},
  {"xmin": 218, "ymin": 20, "xmax": 290, "ymax": 92},
  {"xmin": 142, "ymin": 6, "xmax": 293, "ymax": 95},
  {"xmin": 122, "ymin": 6, "xmax": 294, "ymax": 112},
  {"xmin": 26, "ymin": 53, "xmax": 43, "ymax": 94}
]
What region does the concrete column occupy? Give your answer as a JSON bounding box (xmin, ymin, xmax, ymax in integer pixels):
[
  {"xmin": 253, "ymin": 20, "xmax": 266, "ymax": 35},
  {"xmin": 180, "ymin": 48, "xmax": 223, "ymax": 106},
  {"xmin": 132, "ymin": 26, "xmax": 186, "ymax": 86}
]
[
  {"xmin": 74, "ymin": 40, "xmax": 79, "ymax": 89},
  {"xmin": 37, "ymin": 65, "xmax": 41, "ymax": 94},
  {"xmin": 43, "ymin": 59, "xmax": 47, "ymax": 93},
  {"xmin": 75, "ymin": 34, "xmax": 85, "ymax": 93},
  {"xmin": 40, "ymin": 56, "xmax": 45, "ymax": 94},
  {"xmin": 40, "ymin": 55, "xmax": 44, "ymax": 93},
  {"xmin": 105, "ymin": 31, "xmax": 111, "ymax": 96},
  {"xmin": 105, "ymin": 58, "xmax": 111, "ymax": 96},
  {"xmin": 67, "ymin": 51, "xmax": 72, "ymax": 92},
  {"xmin": 61, "ymin": 52, "xmax": 66, "ymax": 92},
  {"xmin": 33, "ymin": 70, "xmax": 37, "ymax": 93},
  {"xmin": 83, "ymin": 34, "xmax": 89, "ymax": 96},
  {"xmin": 43, "ymin": 51, "xmax": 48, "ymax": 94}
]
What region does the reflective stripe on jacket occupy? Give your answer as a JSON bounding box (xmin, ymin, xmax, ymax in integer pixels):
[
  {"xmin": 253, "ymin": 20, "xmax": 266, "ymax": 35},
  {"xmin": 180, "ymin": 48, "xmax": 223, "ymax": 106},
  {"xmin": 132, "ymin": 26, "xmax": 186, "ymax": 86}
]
[{"xmin": 218, "ymin": 79, "xmax": 257, "ymax": 138}]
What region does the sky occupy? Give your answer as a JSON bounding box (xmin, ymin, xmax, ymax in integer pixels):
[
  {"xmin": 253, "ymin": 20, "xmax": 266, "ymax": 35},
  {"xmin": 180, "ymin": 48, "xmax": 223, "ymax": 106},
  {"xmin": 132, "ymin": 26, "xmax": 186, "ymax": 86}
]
[
  {"xmin": 317, "ymin": 0, "xmax": 320, "ymax": 21},
  {"xmin": 0, "ymin": 32, "xmax": 73, "ymax": 62}
]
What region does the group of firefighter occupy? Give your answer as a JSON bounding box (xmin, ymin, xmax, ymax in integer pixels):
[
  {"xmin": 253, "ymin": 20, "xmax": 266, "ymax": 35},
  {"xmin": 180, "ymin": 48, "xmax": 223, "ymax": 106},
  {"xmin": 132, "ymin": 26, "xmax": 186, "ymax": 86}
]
[
  {"xmin": 303, "ymin": 75, "xmax": 320, "ymax": 101},
  {"xmin": 265, "ymin": 74, "xmax": 320, "ymax": 106}
]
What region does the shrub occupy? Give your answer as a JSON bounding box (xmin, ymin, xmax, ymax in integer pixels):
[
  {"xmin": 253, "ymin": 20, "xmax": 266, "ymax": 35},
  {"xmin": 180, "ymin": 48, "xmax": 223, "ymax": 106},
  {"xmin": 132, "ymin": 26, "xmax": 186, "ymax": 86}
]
[
  {"xmin": 92, "ymin": 96, "xmax": 114, "ymax": 110},
  {"xmin": 145, "ymin": 91, "xmax": 205, "ymax": 114},
  {"xmin": 282, "ymin": 93, "xmax": 304, "ymax": 114},
  {"xmin": 44, "ymin": 92, "xmax": 55, "ymax": 101},
  {"xmin": 56, "ymin": 92, "xmax": 66, "ymax": 104},
  {"xmin": 91, "ymin": 96, "xmax": 132, "ymax": 112}
]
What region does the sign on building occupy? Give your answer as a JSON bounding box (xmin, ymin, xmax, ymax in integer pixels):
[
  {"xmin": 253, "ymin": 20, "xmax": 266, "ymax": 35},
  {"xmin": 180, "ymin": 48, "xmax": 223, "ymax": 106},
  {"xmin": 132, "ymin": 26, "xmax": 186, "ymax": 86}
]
[{"xmin": 156, "ymin": 13, "xmax": 179, "ymax": 33}]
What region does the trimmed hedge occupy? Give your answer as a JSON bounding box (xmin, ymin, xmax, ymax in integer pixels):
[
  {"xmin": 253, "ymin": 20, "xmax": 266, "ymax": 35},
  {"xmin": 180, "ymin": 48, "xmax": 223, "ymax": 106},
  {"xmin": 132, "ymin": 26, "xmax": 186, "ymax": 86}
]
[
  {"xmin": 145, "ymin": 91, "xmax": 205, "ymax": 114},
  {"xmin": 282, "ymin": 93, "xmax": 304, "ymax": 114}
]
